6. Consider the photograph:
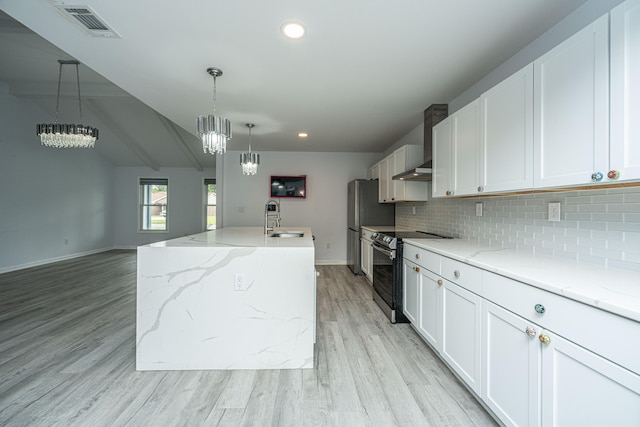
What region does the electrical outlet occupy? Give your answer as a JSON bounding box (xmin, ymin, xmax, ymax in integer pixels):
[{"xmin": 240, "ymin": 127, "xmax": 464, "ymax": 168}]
[
  {"xmin": 548, "ymin": 202, "xmax": 561, "ymax": 222},
  {"xmin": 234, "ymin": 273, "xmax": 247, "ymax": 291},
  {"xmin": 475, "ymin": 202, "xmax": 483, "ymax": 217}
]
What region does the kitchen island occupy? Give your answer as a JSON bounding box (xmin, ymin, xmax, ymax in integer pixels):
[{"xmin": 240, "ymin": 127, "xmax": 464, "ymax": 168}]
[{"xmin": 136, "ymin": 227, "xmax": 315, "ymax": 371}]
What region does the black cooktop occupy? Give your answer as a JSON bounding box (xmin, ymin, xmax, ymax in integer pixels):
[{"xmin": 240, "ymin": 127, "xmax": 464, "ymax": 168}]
[{"xmin": 382, "ymin": 231, "xmax": 450, "ymax": 239}]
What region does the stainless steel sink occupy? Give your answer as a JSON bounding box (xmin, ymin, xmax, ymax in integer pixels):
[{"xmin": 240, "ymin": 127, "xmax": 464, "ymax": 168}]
[{"xmin": 269, "ymin": 231, "xmax": 304, "ymax": 238}]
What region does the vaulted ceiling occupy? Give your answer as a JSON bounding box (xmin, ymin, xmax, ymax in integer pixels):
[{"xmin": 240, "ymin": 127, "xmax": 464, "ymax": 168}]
[{"xmin": 0, "ymin": 0, "xmax": 587, "ymax": 169}]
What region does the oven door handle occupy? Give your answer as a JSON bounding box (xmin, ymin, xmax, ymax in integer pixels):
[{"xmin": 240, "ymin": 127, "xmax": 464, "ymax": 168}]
[{"xmin": 372, "ymin": 243, "xmax": 395, "ymax": 260}]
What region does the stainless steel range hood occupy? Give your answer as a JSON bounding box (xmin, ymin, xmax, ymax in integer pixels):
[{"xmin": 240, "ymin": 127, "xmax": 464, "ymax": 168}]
[
  {"xmin": 392, "ymin": 104, "xmax": 448, "ymax": 182},
  {"xmin": 392, "ymin": 166, "xmax": 434, "ymax": 181}
]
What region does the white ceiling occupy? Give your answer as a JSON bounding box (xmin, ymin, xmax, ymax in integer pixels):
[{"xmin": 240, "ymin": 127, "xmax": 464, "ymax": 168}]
[{"xmin": 0, "ymin": 0, "xmax": 587, "ymax": 169}]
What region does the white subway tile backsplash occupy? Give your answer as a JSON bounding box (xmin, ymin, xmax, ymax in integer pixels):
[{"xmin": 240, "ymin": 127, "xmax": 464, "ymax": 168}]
[
  {"xmin": 624, "ymin": 192, "xmax": 640, "ymax": 203},
  {"xmin": 610, "ymin": 222, "xmax": 640, "ymax": 232},
  {"xmin": 609, "ymin": 203, "xmax": 640, "ymax": 213},
  {"xmin": 395, "ymin": 186, "xmax": 640, "ymax": 271}
]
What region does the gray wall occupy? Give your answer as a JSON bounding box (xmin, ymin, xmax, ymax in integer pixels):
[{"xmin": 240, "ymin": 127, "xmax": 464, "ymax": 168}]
[
  {"xmin": 448, "ymin": 0, "xmax": 624, "ymax": 113},
  {"xmin": 0, "ymin": 82, "xmax": 115, "ymax": 272},
  {"xmin": 112, "ymin": 166, "xmax": 216, "ymax": 248},
  {"xmin": 220, "ymin": 151, "xmax": 380, "ymax": 264}
]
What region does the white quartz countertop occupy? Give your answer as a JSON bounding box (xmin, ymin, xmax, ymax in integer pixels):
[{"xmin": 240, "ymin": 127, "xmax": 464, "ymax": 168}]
[
  {"xmin": 141, "ymin": 226, "xmax": 314, "ymax": 249},
  {"xmin": 404, "ymin": 239, "xmax": 640, "ymax": 323}
]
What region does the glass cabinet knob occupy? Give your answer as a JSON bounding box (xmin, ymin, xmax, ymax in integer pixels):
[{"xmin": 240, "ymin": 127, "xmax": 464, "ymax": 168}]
[
  {"xmin": 525, "ymin": 326, "xmax": 536, "ymax": 337},
  {"xmin": 534, "ymin": 304, "xmax": 545, "ymax": 314},
  {"xmin": 591, "ymin": 171, "xmax": 603, "ymax": 182},
  {"xmin": 539, "ymin": 334, "xmax": 551, "ymax": 345}
]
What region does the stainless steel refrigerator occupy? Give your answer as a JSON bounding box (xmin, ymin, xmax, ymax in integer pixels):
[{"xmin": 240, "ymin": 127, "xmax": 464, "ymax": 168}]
[{"xmin": 347, "ymin": 179, "xmax": 395, "ymax": 274}]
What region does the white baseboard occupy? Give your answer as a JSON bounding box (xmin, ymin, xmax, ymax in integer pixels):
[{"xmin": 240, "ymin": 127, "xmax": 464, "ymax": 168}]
[
  {"xmin": 0, "ymin": 246, "xmax": 115, "ymax": 274},
  {"xmin": 314, "ymin": 260, "xmax": 347, "ymax": 265}
]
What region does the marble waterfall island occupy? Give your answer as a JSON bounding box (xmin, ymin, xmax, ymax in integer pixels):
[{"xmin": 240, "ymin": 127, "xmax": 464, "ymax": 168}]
[{"xmin": 136, "ymin": 227, "xmax": 316, "ymax": 370}]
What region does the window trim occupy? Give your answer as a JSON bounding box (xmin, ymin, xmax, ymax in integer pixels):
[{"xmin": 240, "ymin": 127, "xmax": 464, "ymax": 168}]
[
  {"xmin": 204, "ymin": 178, "xmax": 216, "ymax": 231},
  {"xmin": 138, "ymin": 177, "xmax": 169, "ymax": 233}
]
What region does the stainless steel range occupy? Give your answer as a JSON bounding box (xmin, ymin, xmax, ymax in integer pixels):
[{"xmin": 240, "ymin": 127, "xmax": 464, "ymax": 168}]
[{"xmin": 371, "ymin": 230, "xmax": 449, "ymax": 323}]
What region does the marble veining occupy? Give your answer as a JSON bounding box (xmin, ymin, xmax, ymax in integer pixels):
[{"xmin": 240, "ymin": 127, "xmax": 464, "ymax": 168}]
[
  {"xmin": 404, "ymin": 238, "xmax": 640, "ymax": 323},
  {"xmin": 136, "ymin": 227, "xmax": 315, "ymax": 370}
]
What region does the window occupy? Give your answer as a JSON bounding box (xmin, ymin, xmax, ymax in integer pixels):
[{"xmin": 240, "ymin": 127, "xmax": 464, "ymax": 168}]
[
  {"xmin": 139, "ymin": 178, "xmax": 168, "ymax": 231},
  {"xmin": 204, "ymin": 178, "xmax": 216, "ymax": 230}
]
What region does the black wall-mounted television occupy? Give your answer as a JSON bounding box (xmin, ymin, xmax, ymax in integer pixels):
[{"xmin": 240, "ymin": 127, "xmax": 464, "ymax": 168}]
[{"xmin": 270, "ymin": 175, "xmax": 306, "ymax": 198}]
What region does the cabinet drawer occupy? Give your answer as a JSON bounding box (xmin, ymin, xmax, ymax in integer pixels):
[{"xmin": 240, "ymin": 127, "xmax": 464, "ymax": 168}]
[
  {"xmin": 403, "ymin": 244, "xmax": 440, "ymax": 274},
  {"xmin": 484, "ymin": 271, "xmax": 640, "ymax": 374},
  {"xmin": 441, "ymin": 256, "xmax": 482, "ymax": 295}
]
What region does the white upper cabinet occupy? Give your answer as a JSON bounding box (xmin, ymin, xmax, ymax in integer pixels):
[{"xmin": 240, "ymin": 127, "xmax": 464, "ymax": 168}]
[
  {"xmin": 453, "ymin": 100, "xmax": 481, "ymax": 196},
  {"xmin": 480, "ymin": 64, "xmax": 534, "ymax": 193},
  {"xmin": 378, "ymin": 157, "xmax": 390, "ymax": 203},
  {"xmin": 533, "ymin": 14, "xmax": 610, "ymax": 188},
  {"xmin": 391, "ymin": 145, "xmax": 430, "ymax": 202},
  {"xmin": 432, "ymin": 100, "xmax": 480, "ymax": 197},
  {"xmin": 610, "ymin": 0, "xmax": 640, "ymax": 182},
  {"xmin": 432, "ymin": 118, "xmax": 453, "ymax": 198},
  {"xmin": 374, "ymin": 145, "xmax": 429, "ymax": 203}
]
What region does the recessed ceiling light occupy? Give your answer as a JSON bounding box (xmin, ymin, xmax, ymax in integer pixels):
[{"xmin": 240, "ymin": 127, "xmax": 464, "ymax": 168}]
[
  {"xmin": 281, "ymin": 22, "xmax": 305, "ymax": 39},
  {"xmin": 298, "ymin": 132, "xmax": 309, "ymax": 138}
]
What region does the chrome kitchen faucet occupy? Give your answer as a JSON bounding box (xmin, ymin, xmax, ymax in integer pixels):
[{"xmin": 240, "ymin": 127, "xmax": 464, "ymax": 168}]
[{"xmin": 264, "ymin": 199, "xmax": 281, "ymax": 233}]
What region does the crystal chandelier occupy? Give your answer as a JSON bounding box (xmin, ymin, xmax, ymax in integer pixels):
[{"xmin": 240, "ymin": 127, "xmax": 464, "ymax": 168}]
[
  {"xmin": 36, "ymin": 60, "xmax": 99, "ymax": 148},
  {"xmin": 240, "ymin": 123, "xmax": 260, "ymax": 175},
  {"xmin": 197, "ymin": 67, "xmax": 232, "ymax": 155}
]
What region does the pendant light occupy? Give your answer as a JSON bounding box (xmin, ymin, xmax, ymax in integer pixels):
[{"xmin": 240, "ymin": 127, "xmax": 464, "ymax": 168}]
[
  {"xmin": 197, "ymin": 67, "xmax": 232, "ymax": 155},
  {"xmin": 36, "ymin": 60, "xmax": 99, "ymax": 148},
  {"xmin": 240, "ymin": 123, "xmax": 260, "ymax": 175}
]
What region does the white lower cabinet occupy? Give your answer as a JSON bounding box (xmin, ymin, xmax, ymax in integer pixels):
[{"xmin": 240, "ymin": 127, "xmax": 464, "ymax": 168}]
[
  {"xmin": 417, "ymin": 267, "xmax": 442, "ymax": 350},
  {"xmin": 360, "ymin": 236, "xmax": 373, "ymax": 283},
  {"xmin": 402, "ymin": 259, "xmax": 419, "ymax": 324},
  {"xmin": 441, "ymin": 280, "xmax": 482, "ymax": 395},
  {"xmin": 403, "ymin": 243, "xmax": 640, "ymax": 426},
  {"xmin": 483, "ymin": 286, "xmax": 640, "ymax": 427},
  {"xmin": 483, "ymin": 301, "xmax": 541, "ymax": 427},
  {"xmin": 403, "ymin": 244, "xmax": 482, "ymax": 394},
  {"xmin": 541, "ymin": 332, "xmax": 640, "ymax": 426}
]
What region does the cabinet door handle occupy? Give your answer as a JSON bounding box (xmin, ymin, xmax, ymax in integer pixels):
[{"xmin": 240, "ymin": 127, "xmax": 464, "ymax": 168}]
[
  {"xmin": 608, "ymin": 170, "xmax": 620, "ymax": 180},
  {"xmin": 534, "ymin": 304, "xmax": 545, "ymax": 314},
  {"xmin": 525, "ymin": 326, "xmax": 536, "ymax": 337},
  {"xmin": 415, "ymin": 253, "xmax": 421, "ymax": 259},
  {"xmin": 539, "ymin": 334, "xmax": 551, "ymax": 345},
  {"xmin": 477, "ymin": 186, "xmax": 483, "ymax": 192},
  {"xmin": 413, "ymin": 266, "xmax": 420, "ymax": 272},
  {"xmin": 591, "ymin": 171, "xmax": 603, "ymax": 182},
  {"xmin": 454, "ymin": 270, "xmax": 460, "ymax": 279},
  {"xmin": 437, "ymin": 279, "xmax": 443, "ymax": 286}
]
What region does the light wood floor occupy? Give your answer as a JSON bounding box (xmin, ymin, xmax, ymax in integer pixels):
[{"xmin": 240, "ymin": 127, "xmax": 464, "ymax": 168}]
[{"xmin": 0, "ymin": 250, "xmax": 497, "ymax": 426}]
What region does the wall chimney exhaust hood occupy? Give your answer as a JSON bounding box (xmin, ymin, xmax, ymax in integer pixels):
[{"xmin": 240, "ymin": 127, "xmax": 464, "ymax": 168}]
[{"xmin": 392, "ymin": 104, "xmax": 448, "ymax": 182}]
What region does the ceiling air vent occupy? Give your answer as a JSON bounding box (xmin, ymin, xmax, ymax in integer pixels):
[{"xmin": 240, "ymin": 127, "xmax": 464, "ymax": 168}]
[{"xmin": 54, "ymin": 4, "xmax": 120, "ymax": 38}]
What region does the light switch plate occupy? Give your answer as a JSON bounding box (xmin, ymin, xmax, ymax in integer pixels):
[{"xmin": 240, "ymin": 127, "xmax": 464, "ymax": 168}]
[{"xmin": 548, "ymin": 202, "xmax": 561, "ymax": 222}]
